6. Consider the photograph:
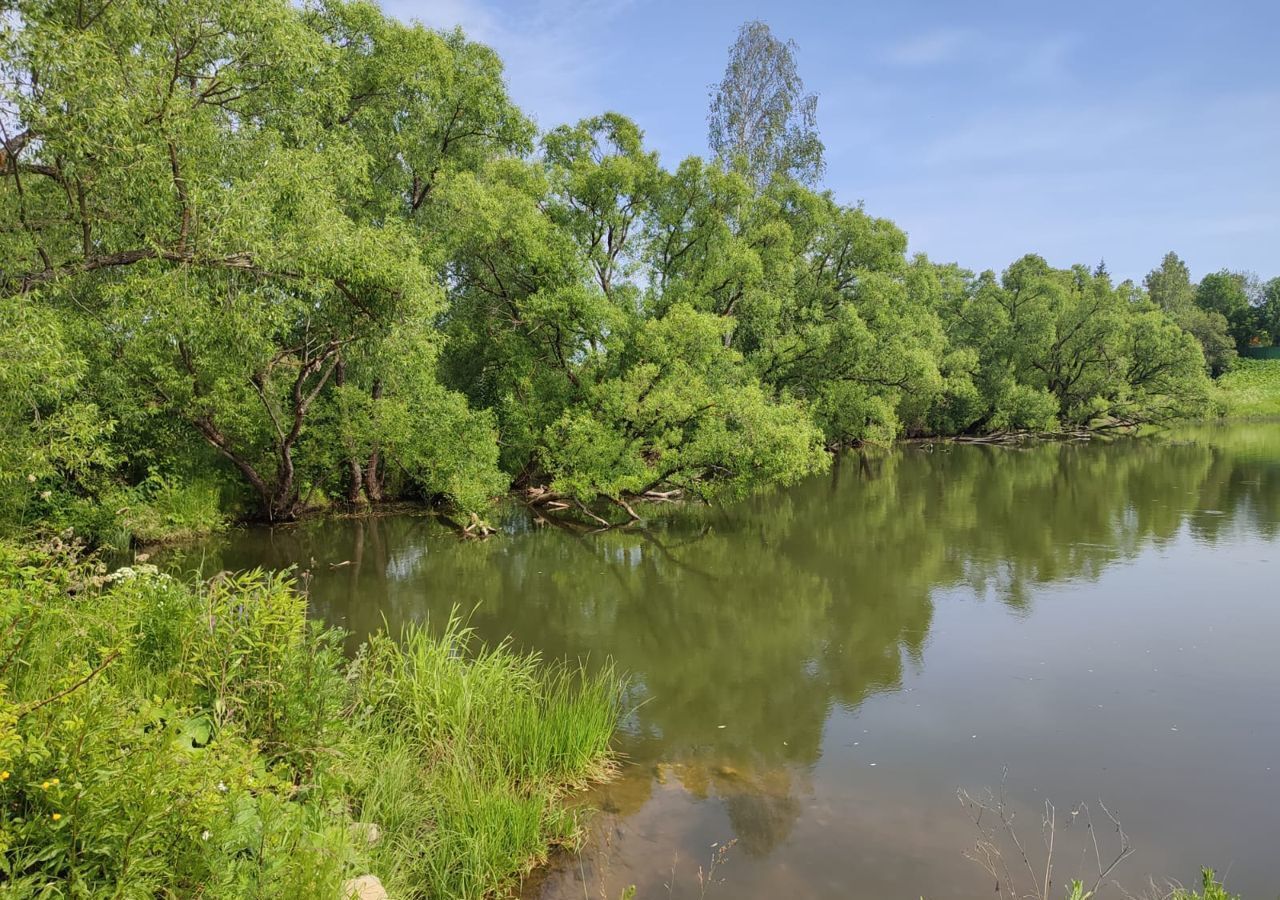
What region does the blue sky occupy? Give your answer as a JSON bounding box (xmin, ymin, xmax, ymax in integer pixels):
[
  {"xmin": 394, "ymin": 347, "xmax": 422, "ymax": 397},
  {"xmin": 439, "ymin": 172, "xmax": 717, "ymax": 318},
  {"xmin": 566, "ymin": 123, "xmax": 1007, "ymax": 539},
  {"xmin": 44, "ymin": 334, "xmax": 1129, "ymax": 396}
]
[{"xmin": 384, "ymin": 0, "xmax": 1279, "ymax": 282}]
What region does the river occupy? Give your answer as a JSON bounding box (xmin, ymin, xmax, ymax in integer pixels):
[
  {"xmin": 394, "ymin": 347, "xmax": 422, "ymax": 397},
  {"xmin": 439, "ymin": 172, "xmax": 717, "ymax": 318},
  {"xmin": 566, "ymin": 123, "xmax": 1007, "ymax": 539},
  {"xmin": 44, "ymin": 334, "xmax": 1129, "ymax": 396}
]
[{"xmin": 170, "ymin": 423, "xmax": 1280, "ymax": 899}]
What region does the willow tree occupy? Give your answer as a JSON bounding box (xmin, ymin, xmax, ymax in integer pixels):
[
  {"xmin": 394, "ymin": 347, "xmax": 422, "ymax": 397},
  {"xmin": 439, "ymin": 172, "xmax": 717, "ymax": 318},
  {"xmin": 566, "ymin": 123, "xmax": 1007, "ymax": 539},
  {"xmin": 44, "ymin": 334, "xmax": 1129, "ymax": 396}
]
[
  {"xmin": 438, "ymin": 115, "xmax": 828, "ymax": 513},
  {"xmin": 934, "ymin": 256, "xmax": 1211, "ymax": 432},
  {"xmin": 707, "ymin": 20, "xmax": 824, "ymax": 190},
  {"xmin": 0, "ymin": 0, "xmax": 510, "ymax": 520}
]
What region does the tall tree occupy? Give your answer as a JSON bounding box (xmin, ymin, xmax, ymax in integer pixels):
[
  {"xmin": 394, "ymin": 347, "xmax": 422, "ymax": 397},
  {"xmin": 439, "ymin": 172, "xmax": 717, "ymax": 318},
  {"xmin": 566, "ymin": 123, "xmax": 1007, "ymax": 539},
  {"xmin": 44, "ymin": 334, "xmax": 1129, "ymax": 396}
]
[
  {"xmin": 1196, "ymin": 271, "xmax": 1262, "ymax": 353},
  {"xmin": 1260, "ymin": 277, "xmax": 1280, "ymax": 346},
  {"xmin": 1145, "ymin": 252, "xmax": 1235, "ymax": 374},
  {"xmin": 1145, "ymin": 252, "xmax": 1196, "ymax": 313},
  {"xmin": 0, "ymin": 0, "xmax": 510, "ymax": 521},
  {"xmin": 707, "ymin": 20, "xmax": 824, "ymax": 190}
]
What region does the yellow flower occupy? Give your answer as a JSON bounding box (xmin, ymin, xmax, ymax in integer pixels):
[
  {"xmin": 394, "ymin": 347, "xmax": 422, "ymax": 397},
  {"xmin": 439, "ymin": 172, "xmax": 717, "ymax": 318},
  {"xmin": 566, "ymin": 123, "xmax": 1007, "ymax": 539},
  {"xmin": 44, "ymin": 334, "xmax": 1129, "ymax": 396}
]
[
  {"xmin": 0, "ymin": 771, "xmax": 9, "ymax": 781},
  {"xmin": 40, "ymin": 781, "xmax": 50, "ymax": 790},
  {"xmin": 49, "ymin": 778, "xmax": 59, "ymax": 786},
  {"xmin": 51, "ymin": 813, "xmax": 61, "ymax": 821}
]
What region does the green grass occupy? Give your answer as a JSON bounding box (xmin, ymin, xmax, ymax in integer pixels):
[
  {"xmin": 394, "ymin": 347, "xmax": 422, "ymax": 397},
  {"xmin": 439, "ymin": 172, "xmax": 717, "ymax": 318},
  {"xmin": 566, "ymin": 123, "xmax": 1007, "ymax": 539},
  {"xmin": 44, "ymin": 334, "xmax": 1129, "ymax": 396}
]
[
  {"xmin": 1169, "ymin": 869, "xmax": 1241, "ymax": 900},
  {"xmin": 1215, "ymin": 358, "xmax": 1280, "ymax": 419},
  {"xmin": 1064, "ymin": 869, "xmax": 1240, "ymax": 899},
  {"xmin": 0, "ymin": 542, "xmax": 622, "ymax": 898}
]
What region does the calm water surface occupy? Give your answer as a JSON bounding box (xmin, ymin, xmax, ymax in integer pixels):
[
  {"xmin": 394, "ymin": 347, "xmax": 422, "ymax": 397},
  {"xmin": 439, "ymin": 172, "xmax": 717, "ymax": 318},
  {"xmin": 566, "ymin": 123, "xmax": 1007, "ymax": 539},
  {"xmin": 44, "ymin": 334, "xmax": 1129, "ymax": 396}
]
[{"xmin": 177, "ymin": 424, "xmax": 1280, "ymax": 899}]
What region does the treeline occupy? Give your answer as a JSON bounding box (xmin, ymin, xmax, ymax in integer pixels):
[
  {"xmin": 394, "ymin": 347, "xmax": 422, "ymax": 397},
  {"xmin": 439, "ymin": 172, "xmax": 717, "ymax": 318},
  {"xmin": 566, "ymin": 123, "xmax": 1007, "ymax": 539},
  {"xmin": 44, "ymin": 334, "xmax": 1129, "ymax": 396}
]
[
  {"xmin": 1145, "ymin": 252, "xmax": 1280, "ymax": 374},
  {"xmin": 0, "ymin": 1, "xmax": 1249, "ymax": 532}
]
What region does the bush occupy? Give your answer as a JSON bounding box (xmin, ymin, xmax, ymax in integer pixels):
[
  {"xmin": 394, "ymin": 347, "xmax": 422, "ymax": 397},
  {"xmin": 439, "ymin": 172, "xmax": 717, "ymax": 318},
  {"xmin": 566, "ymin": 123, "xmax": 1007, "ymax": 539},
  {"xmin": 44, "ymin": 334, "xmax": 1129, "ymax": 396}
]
[{"xmin": 0, "ymin": 542, "xmax": 621, "ymax": 897}]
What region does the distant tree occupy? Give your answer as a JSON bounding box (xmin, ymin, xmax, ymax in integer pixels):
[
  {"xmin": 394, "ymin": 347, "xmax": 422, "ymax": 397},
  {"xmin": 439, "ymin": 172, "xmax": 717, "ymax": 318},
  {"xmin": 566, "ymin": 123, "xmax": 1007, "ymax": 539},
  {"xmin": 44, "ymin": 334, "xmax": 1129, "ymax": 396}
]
[
  {"xmin": 1196, "ymin": 271, "xmax": 1263, "ymax": 353},
  {"xmin": 1146, "ymin": 252, "xmax": 1196, "ymax": 313},
  {"xmin": 707, "ymin": 20, "xmax": 824, "ymax": 190},
  {"xmin": 1146, "ymin": 252, "xmax": 1235, "ymax": 374},
  {"xmin": 1261, "ymin": 277, "xmax": 1280, "ymax": 346}
]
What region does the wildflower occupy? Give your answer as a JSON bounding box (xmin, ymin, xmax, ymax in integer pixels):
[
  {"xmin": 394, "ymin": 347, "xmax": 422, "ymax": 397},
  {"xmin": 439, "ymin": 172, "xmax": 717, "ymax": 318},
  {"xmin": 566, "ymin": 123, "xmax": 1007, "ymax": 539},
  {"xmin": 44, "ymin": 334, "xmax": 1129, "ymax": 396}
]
[
  {"xmin": 1, "ymin": 771, "xmax": 9, "ymax": 781},
  {"xmin": 49, "ymin": 778, "xmax": 59, "ymax": 786},
  {"xmin": 40, "ymin": 781, "xmax": 50, "ymax": 790},
  {"xmin": 39, "ymin": 490, "xmax": 51, "ymax": 501},
  {"xmin": 201, "ymin": 829, "xmax": 211, "ymax": 841},
  {"xmin": 51, "ymin": 813, "xmax": 61, "ymax": 821},
  {"xmin": 26, "ymin": 474, "xmax": 36, "ymax": 483},
  {"xmin": 216, "ymin": 781, "xmax": 228, "ymax": 793}
]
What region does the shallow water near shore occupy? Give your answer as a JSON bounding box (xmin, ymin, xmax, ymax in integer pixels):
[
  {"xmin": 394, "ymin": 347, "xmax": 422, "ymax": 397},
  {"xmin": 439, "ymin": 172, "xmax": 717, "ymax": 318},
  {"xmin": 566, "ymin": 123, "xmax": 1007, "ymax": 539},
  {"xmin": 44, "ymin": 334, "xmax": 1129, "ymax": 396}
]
[{"xmin": 171, "ymin": 423, "xmax": 1280, "ymax": 899}]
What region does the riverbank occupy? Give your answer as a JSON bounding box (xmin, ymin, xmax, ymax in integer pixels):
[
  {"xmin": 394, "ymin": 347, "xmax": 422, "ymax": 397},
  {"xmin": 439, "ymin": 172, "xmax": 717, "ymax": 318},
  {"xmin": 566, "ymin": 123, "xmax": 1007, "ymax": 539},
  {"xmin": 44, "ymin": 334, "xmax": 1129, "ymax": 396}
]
[
  {"xmin": 1214, "ymin": 358, "xmax": 1280, "ymax": 419},
  {"xmin": 76, "ymin": 359, "xmax": 1280, "ymax": 550},
  {"xmin": 0, "ymin": 541, "xmax": 621, "ymax": 898}
]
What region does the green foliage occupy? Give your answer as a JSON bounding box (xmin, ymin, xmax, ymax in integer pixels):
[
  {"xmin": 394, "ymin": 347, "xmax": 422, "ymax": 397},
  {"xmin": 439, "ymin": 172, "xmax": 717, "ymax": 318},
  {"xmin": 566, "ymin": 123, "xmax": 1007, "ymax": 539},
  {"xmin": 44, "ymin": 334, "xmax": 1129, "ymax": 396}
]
[
  {"xmin": 0, "ymin": 299, "xmax": 114, "ymax": 533},
  {"xmin": 1261, "ymin": 277, "xmax": 1280, "ymax": 345},
  {"xmin": 0, "ymin": 544, "xmax": 621, "ymax": 897},
  {"xmin": 1146, "ymin": 252, "xmax": 1237, "ymax": 374},
  {"xmin": 1169, "ymin": 869, "xmax": 1241, "ymax": 900},
  {"xmin": 1214, "ymin": 358, "xmax": 1280, "ymax": 419},
  {"xmin": 0, "ymin": 0, "xmax": 1243, "ymax": 536},
  {"xmin": 2, "ymin": 0, "xmax": 520, "ymax": 523},
  {"xmin": 933, "ymin": 256, "xmax": 1211, "ymax": 433},
  {"xmin": 707, "ymin": 20, "xmax": 824, "ymax": 188},
  {"xmin": 1196, "ymin": 271, "xmax": 1267, "ymax": 353},
  {"xmin": 105, "ymin": 474, "xmax": 226, "ymax": 547},
  {"xmin": 543, "ymin": 305, "xmax": 829, "ymax": 501}
]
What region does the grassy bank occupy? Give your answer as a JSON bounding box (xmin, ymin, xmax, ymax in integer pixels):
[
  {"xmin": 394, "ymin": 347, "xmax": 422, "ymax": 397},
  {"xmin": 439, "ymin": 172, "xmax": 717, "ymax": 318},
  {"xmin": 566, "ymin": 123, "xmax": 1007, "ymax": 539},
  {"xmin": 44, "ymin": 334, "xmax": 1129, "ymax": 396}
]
[
  {"xmin": 1215, "ymin": 358, "xmax": 1280, "ymax": 419},
  {"xmin": 0, "ymin": 543, "xmax": 621, "ymax": 897}
]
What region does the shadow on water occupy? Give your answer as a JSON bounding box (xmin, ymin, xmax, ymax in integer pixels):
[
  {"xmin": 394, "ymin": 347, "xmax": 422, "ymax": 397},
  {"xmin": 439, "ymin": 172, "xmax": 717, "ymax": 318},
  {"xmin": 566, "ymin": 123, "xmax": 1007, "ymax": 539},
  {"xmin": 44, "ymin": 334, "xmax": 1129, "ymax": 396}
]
[{"xmin": 165, "ymin": 423, "xmax": 1280, "ymax": 899}]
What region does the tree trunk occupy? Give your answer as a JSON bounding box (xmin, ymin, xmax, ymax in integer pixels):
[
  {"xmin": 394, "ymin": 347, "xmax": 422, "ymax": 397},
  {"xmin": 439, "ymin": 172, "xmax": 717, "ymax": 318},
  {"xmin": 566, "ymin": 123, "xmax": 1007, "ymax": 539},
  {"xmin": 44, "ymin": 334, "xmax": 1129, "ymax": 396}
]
[
  {"xmin": 334, "ymin": 359, "xmax": 366, "ymax": 505},
  {"xmin": 364, "ymin": 378, "xmax": 384, "ymax": 502},
  {"xmin": 269, "ymin": 474, "xmax": 299, "ymax": 523}
]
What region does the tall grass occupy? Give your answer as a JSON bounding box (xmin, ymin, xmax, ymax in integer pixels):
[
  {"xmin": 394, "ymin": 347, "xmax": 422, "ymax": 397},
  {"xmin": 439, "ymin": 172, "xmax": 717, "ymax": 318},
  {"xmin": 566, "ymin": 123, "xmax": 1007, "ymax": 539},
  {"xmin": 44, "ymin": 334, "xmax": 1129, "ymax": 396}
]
[
  {"xmin": 1215, "ymin": 358, "xmax": 1280, "ymax": 419},
  {"xmin": 0, "ymin": 542, "xmax": 622, "ymax": 898},
  {"xmin": 349, "ymin": 617, "xmax": 622, "ymax": 896}
]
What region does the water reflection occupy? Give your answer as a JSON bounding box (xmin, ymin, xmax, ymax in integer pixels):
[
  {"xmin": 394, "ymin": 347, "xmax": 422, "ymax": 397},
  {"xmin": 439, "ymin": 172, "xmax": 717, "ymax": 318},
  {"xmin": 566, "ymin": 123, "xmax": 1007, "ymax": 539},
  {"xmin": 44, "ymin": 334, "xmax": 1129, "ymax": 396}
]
[{"xmin": 172, "ymin": 423, "xmax": 1280, "ymax": 898}]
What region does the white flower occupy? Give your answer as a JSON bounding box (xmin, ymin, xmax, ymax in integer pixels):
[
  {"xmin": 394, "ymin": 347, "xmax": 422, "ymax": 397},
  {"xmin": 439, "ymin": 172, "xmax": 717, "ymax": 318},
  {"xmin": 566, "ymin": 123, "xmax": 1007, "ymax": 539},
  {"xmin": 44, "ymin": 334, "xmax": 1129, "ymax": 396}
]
[
  {"xmin": 217, "ymin": 782, "xmax": 228, "ymax": 793},
  {"xmin": 201, "ymin": 829, "xmax": 211, "ymax": 841}
]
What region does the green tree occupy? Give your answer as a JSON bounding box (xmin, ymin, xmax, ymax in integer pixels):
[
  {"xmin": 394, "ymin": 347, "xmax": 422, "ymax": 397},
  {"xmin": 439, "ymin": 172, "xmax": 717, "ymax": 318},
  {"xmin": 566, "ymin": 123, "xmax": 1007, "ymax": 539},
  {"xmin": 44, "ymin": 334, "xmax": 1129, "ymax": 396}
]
[
  {"xmin": 1196, "ymin": 270, "xmax": 1262, "ymax": 353},
  {"xmin": 707, "ymin": 20, "xmax": 824, "ymax": 190},
  {"xmin": 1, "ymin": 0, "xmax": 513, "ymax": 521},
  {"xmin": 935, "ymin": 256, "xmax": 1210, "ymax": 432},
  {"xmin": 439, "ymin": 117, "xmax": 829, "ymax": 512},
  {"xmin": 0, "ymin": 299, "xmax": 113, "ymax": 529},
  {"xmin": 1145, "ymin": 252, "xmax": 1235, "ymax": 375},
  {"xmin": 1260, "ymin": 276, "xmax": 1280, "ymax": 346},
  {"xmin": 1145, "ymin": 251, "xmax": 1196, "ymax": 313}
]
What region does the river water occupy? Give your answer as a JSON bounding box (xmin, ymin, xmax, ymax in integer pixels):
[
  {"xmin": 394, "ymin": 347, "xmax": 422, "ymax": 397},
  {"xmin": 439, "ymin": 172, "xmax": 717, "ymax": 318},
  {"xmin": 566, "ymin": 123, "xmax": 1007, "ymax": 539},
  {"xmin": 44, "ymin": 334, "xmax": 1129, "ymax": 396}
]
[{"xmin": 174, "ymin": 423, "xmax": 1280, "ymax": 898}]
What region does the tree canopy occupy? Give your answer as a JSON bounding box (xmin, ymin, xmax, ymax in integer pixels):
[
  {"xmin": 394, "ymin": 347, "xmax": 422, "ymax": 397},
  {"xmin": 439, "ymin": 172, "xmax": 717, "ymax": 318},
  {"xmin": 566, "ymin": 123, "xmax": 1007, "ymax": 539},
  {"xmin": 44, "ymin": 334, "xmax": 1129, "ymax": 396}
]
[{"xmin": 0, "ymin": 5, "xmax": 1234, "ymax": 536}]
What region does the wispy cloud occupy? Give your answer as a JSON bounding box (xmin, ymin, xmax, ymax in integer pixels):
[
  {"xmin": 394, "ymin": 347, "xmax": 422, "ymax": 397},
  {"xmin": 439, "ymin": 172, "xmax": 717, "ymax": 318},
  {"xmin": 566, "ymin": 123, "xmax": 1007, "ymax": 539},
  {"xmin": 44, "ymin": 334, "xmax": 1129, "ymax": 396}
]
[
  {"xmin": 882, "ymin": 27, "xmax": 1078, "ymax": 87},
  {"xmin": 882, "ymin": 28, "xmax": 974, "ymax": 66}
]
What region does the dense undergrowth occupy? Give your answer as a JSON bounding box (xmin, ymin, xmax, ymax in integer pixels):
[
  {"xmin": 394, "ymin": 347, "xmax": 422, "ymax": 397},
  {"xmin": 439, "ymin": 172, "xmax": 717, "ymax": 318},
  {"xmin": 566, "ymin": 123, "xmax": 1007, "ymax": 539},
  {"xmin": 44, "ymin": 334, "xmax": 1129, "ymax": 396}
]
[
  {"xmin": 0, "ymin": 542, "xmax": 621, "ymax": 898},
  {"xmin": 1214, "ymin": 359, "xmax": 1280, "ymax": 419}
]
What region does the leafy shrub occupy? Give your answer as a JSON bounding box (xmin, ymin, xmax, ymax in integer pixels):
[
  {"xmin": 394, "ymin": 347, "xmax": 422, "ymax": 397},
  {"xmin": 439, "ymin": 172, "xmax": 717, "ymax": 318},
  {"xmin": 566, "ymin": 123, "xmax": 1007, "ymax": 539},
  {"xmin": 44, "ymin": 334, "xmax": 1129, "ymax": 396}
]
[{"xmin": 0, "ymin": 542, "xmax": 621, "ymax": 897}]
